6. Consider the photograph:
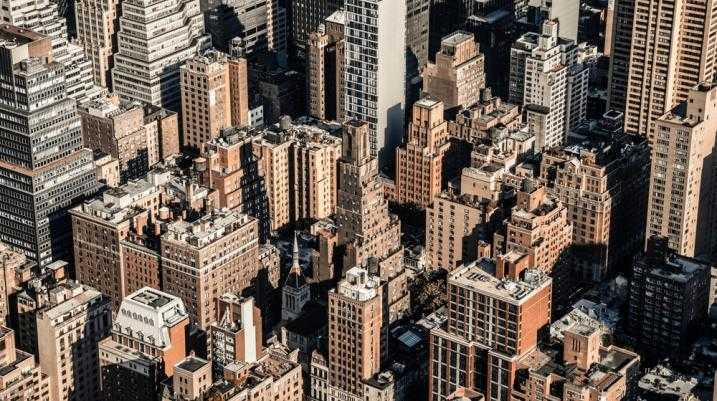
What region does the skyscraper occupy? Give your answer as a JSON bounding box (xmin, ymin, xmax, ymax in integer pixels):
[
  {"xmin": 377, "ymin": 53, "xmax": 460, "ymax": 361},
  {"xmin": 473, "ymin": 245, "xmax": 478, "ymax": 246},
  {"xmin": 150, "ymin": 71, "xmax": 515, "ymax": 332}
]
[
  {"xmin": 606, "ymin": 0, "xmax": 634, "ymax": 114},
  {"xmin": 344, "ymin": 0, "xmax": 406, "ymax": 168},
  {"xmin": 0, "ymin": 26, "xmax": 99, "ymax": 267},
  {"xmin": 307, "ymin": 11, "xmax": 346, "ymax": 121},
  {"xmin": 646, "ymin": 83, "xmax": 717, "ymax": 259},
  {"xmin": 111, "ymin": 0, "xmax": 210, "ymax": 110},
  {"xmin": 204, "ymin": 0, "xmax": 286, "ymax": 56},
  {"xmin": 622, "ymin": 0, "xmax": 717, "ymax": 140},
  {"xmin": 289, "ymin": 0, "xmax": 342, "ymax": 58}
]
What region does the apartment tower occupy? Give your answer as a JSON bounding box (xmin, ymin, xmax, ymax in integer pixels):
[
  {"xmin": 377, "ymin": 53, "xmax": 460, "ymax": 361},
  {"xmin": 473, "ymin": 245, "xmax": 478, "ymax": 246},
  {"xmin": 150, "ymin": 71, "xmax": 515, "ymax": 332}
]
[
  {"xmin": 344, "ymin": 0, "xmax": 406, "ymax": 168},
  {"xmin": 646, "ymin": 83, "xmax": 717, "ymax": 259},
  {"xmin": 307, "ymin": 11, "xmax": 346, "ymax": 121},
  {"xmin": 623, "ymin": 0, "xmax": 717, "ymax": 141},
  {"xmin": 74, "ymin": 0, "xmax": 118, "ymax": 87}
]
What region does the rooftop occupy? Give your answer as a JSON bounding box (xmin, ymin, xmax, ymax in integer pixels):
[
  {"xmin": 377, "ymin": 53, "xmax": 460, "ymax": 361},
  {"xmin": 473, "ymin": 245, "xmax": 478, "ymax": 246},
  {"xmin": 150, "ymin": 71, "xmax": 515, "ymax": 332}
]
[
  {"xmin": 449, "ymin": 259, "xmax": 551, "ymax": 303},
  {"xmin": 335, "ymin": 267, "xmax": 381, "ymax": 301},
  {"xmin": 163, "ymin": 209, "xmax": 255, "ymax": 249},
  {"xmin": 176, "ymin": 356, "xmax": 209, "ymax": 373}
]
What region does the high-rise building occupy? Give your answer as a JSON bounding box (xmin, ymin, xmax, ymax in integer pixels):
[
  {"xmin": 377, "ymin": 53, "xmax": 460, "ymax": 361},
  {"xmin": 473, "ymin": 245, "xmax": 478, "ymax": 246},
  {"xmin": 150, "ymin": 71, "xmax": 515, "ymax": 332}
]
[
  {"xmin": 422, "ymin": 31, "xmax": 485, "ymax": 110},
  {"xmin": 646, "ymin": 83, "xmax": 717, "ymax": 258},
  {"xmin": 161, "ymin": 210, "xmax": 260, "ymax": 329},
  {"xmin": 336, "ymin": 121, "xmax": 409, "ymax": 324},
  {"xmin": 36, "ymin": 282, "xmax": 112, "ymax": 401},
  {"xmin": 74, "ymin": 0, "xmax": 118, "ymax": 87},
  {"xmin": 79, "ymin": 93, "xmax": 180, "ymax": 182},
  {"xmin": 525, "ymin": 0, "xmax": 579, "ymax": 41},
  {"xmin": 605, "ymin": 0, "xmax": 634, "ymax": 114},
  {"xmin": 344, "ymin": 0, "xmax": 406, "ymax": 167},
  {"xmin": 208, "ymin": 294, "xmax": 262, "ymax": 376},
  {"xmin": 307, "ymin": 11, "xmax": 345, "ymax": 121},
  {"xmin": 540, "ymin": 113, "xmax": 651, "ymax": 279},
  {"xmin": 205, "ymin": 0, "xmax": 286, "ymax": 56},
  {"xmin": 0, "ymin": 26, "xmax": 99, "ymax": 267},
  {"xmin": 0, "ymin": 1, "xmax": 95, "ymax": 101},
  {"xmin": 429, "ymin": 260, "xmax": 552, "ymax": 401},
  {"xmin": 395, "ymin": 98, "xmax": 449, "ymax": 208},
  {"xmin": 99, "ymin": 288, "xmax": 189, "ymax": 400},
  {"xmin": 406, "ymin": 0, "xmax": 430, "ymax": 77},
  {"xmin": 178, "ymin": 49, "xmax": 250, "ymax": 149},
  {"xmin": 289, "ymin": 0, "xmax": 342, "ymax": 58},
  {"xmin": 0, "ymin": 326, "xmax": 50, "ymax": 401},
  {"xmin": 325, "ymin": 267, "xmax": 383, "ymax": 396},
  {"xmin": 628, "ymin": 237, "xmax": 710, "ymax": 359},
  {"xmin": 111, "ymin": 0, "xmax": 210, "ymax": 110},
  {"xmin": 520, "ymin": 20, "xmax": 589, "ymax": 150},
  {"xmin": 622, "ymin": 0, "xmax": 717, "ymax": 140}
]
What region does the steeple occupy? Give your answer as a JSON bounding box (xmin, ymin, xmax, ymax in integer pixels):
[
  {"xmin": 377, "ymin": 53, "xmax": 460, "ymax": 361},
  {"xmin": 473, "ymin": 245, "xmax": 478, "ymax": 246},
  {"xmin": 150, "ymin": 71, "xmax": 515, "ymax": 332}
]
[
  {"xmin": 282, "ymin": 231, "xmax": 309, "ymax": 321},
  {"xmin": 291, "ymin": 231, "xmax": 301, "ymax": 275}
]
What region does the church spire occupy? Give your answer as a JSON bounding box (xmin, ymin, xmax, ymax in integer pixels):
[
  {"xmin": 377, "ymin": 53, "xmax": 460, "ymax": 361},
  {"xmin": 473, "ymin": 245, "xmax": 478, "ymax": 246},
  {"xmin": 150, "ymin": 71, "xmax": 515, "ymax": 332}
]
[{"xmin": 291, "ymin": 231, "xmax": 301, "ymax": 275}]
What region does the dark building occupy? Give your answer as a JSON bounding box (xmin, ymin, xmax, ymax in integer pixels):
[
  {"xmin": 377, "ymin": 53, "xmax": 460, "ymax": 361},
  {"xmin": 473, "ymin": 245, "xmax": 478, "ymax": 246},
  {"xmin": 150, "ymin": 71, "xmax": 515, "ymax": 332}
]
[
  {"xmin": 628, "ymin": 236, "xmax": 710, "ymax": 360},
  {"xmin": 289, "ymin": 0, "xmax": 343, "ymax": 59}
]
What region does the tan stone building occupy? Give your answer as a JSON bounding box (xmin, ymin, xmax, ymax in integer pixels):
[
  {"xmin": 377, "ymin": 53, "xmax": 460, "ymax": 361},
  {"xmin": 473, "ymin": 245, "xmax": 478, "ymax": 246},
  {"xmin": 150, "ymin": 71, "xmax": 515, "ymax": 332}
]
[
  {"xmin": 512, "ymin": 325, "xmax": 640, "ymax": 401},
  {"xmin": 308, "ymin": 11, "xmax": 346, "ymax": 121},
  {"xmin": 426, "ymin": 166, "xmax": 503, "ymax": 271},
  {"xmin": 623, "ymin": 0, "xmax": 717, "ymax": 141},
  {"xmin": 501, "ymin": 182, "xmax": 573, "ymax": 274},
  {"xmin": 253, "ymin": 131, "xmax": 293, "ymax": 231},
  {"xmin": 395, "ymin": 97, "xmax": 449, "ymax": 208},
  {"xmin": 326, "ymin": 267, "xmax": 383, "ymax": 396},
  {"xmin": 0, "ymin": 326, "xmax": 50, "ymax": 401},
  {"xmin": 208, "ymin": 294, "xmax": 263, "ymax": 376},
  {"xmin": 0, "ymin": 243, "xmax": 29, "ymax": 325},
  {"xmin": 74, "ymin": 0, "xmax": 118, "ymax": 87},
  {"xmin": 79, "ymin": 93, "xmax": 180, "ymax": 182},
  {"xmin": 447, "ymin": 89, "xmax": 521, "ymax": 144},
  {"xmin": 423, "ymin": 31, "xmax": 485, "ymax": 110},
  {"xmin": 161, "ymin": 210, "xmax": 260, "ymax": 329},
  {"xmin": 36, "ymin": 282, "xmax": 112, "ymax": 401},
  {"xmin": 647, "ymin": 83, "xmax": 717, "ymax": 259},
  {"xmin": 180, "ymin": 51, "xmax": 249, "ymax": 149}
]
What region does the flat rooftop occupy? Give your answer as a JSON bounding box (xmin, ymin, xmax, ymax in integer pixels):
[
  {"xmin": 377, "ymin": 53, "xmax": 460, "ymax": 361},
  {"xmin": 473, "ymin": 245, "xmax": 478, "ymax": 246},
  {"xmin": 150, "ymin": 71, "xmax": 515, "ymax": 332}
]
[
  {"xmin": 176, "ymin": 356, "xmax": 209, "ymax": 373},
  {"xmin": 449, "ymin": 259, "xmax": 551, "ymax": 303}
]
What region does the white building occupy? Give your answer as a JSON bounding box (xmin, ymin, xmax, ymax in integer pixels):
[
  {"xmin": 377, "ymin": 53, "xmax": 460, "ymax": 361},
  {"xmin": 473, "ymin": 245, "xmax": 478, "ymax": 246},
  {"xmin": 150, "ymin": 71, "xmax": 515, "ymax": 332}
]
[
  {"xmin": 111, "ymin": 0, "xmax": 210, "ymax": 110},
  {"xmin": 344, "ymin": 0, "xmax": 406, "ymax": 168},
  {"xmin": 521, "ymin": 20, "xmax": 588, "ymax": 150}
]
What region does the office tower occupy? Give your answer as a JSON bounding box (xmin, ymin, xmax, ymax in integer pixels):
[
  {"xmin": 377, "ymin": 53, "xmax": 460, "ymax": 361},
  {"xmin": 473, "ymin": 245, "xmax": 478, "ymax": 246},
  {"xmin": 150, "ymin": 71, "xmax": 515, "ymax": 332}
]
[
  {"xmin": 99, "ymin": 288, "xmax": 189, "ymax": 400},
  {"xmin": 282, "ymin": 234, "xmax": 310, "ymax": 321},
  {"xmin": 0, "ymin": 26, "xmax": 99, "ymax": 267},
  {"xmin": 344, "ymin": 0, "xmax": 406, "ymax": 168},
  {"xmin": 429, "ymin": 260, "xmax": 552, "ymax": 401},
  {"xmin": 74, "ymin": 0, "xmax": 118, "ymax": 87},
  {"xmin": 606, "ymin": 0, "xmax": 634, "ymax": 114},
  {"xmin": 36, "ymin": 282, "xmax": 112, "ymax": 401},
  {"xmin": 0, "ymin": 326, "xmax": 50, "ymax": 400},
  {"xmin": 646, "ymin": 83, "xmax": 717, "ymax": 258},
  {"xmin": 423, "ymin": 32, "xmax": 485, "ymax": 110},
  {"xmin": 628, "ymin": 237, "xmax": 710, "ymax": 359},
  {"xmin": 79, "ymin": 94, "xmax": 180, "ymax": 182},
  {"xmin": 112, "ymin": 0, "xmax": 210, "ymax": 110},
  {"xmin": 289, "ymin": 0, "xmax": 342, "ymax": 58},
  {"xmin": 513, "ymin": 324, "xmax": 640, "ymax": 401},
  {"xmin": 501, "ymin": 181, "xmax": 573, "ymax": 274},
  {"xmin": 520, "ymin": 20, "xmax": 589, "ymax": 150},
  {"xmin": 540, "ymin": 113, "xmax": 651, "ymax": 279},
  {"xmin": 395, "ymin": 98, "xmax": 449, "ymax": 208},
  {"xmin": 205, "ymin": 0, "xmax": 286, "ymax": 55},
  {"xmin": 307, "ymin": 11, "xmax": 345, "ymax": 121},
  {"xmin": 623, "ymin": 0, "xmax": 717, "ymax": 140},
  {"xmin": 208, "ymin": 294, "xmax": 262, "ymax": 375},
  {"xmin": 406, "ymin": 0, "xmax": 430, "ymax": 77},
  {"xmin": 426, "ymin": 167, "xmax": 503, "ymax": 271},
  {"xmin": 328, "ymin": 267, "xmax": 382, "ymax": 395},
  {"xmin": 0, "ymin": 0, "xmax": 95, "ymax": 101},
  {"xmin": 161, "ymin": 210, "xmax": 260, "ymax": 329},
  {"xmin": 253, "ymin": 131, "xmax": 292, "ymax": 231},
  {"xmin": 525, "ymin": 0, "xmax": 579, "ymax": 41}
]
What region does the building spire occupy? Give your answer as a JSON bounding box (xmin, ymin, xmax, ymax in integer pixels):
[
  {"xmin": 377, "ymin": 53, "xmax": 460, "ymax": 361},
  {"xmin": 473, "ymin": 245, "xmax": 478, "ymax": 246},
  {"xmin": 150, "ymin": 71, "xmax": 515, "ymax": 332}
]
[{"xmin": 291, "ymin": 231, "xmax": 301, "ymax": 275}]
